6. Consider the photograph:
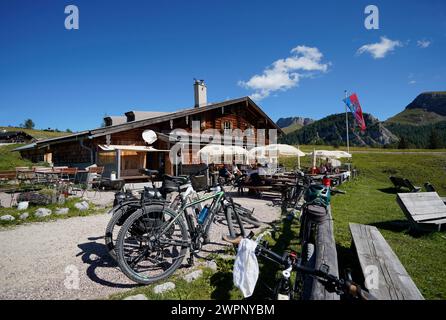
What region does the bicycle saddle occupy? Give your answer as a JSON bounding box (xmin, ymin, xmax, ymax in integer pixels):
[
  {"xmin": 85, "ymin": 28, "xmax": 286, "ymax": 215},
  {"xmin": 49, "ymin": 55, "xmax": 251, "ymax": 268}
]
[
  {"xmin": 163, "ymin": 174, "xmax": 188, "ymax": 184},
  {"xmin": 160, "ymin": 175, "xmax": 189, "ymax": 194}
]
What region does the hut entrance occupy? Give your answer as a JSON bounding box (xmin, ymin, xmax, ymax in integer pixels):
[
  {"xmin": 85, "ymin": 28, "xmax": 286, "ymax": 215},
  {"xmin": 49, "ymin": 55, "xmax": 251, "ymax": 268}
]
[
  {"xmin": 120, "ymin": 150, "xmax": 146, "ymax": 178},
  {"xmin": 97, "ymin": 145, "xmax": 169, "ymax": 180}
]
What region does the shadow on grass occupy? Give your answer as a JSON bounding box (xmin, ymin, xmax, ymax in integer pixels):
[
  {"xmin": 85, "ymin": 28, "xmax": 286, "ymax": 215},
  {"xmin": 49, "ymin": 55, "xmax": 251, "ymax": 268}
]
[
  {"xmin": 209, "ymin": 271, "xmax": 234, "ymax": 300},
  {"xmin": 377, "ymin": 187, "xmax": 400, "ymax": 194},
  {"xmin": 371, "ymin": 219, "xmax": 439, "ymax": 238},
  {"xmin": 371, "ymin": 219, "xmax": 410, "ymax": 233}
]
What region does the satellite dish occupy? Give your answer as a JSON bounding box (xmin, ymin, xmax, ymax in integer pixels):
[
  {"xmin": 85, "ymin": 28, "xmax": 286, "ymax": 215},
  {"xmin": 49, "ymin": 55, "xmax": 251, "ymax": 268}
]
[{"xmin": 142, "ymin": 130, "xmax": 157, "ymax": 144}]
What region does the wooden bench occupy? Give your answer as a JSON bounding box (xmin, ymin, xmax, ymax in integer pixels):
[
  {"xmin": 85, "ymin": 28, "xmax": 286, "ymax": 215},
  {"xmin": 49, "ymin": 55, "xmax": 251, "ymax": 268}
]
[
  {"xmin": 303, "ymin": 205, "xmax": 339, "ymax": 300},
  {"xmin": 397, "ymin": 192, "xmax": 446, "ymax": 231},
  {"xmin": 0, "ymin": 170, "xmax": 17, "ymax": 181},
  {"xmin": 389, "ymin": 176, "xmax": 421, "ymax": 192},
  {"xmin": 349, "ymin": 223, "xmax": 424, "ymax": 300}
]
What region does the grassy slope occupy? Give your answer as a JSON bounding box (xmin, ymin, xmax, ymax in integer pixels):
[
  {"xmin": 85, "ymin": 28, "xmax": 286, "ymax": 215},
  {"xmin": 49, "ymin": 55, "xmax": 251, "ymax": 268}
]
[
  {"xmin": 0, "ymin": 126, "xmax": 70, "ymax": 140},
  {"xmin": 282, "ymin": 122, "xmax": 303, "ymax": 134},
  {"xmin": 385, "ymin": 108, "xmax": 446, "ymax": 126},
  {"xmin": 0, "ymin": 144, "xmax": 38, "ymax": 170},
  {"xmin": 0, "ymin": 128, "xmax": 71, "ymax": 170}
]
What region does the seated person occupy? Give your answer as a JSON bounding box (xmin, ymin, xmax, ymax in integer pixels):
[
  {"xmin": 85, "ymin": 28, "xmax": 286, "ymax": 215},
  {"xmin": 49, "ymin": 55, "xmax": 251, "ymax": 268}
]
[
  {"xmin": 246, "ymin": 163, "xmax": 266, "ymax": 186},
  {"xmin": 231, "ymin": 161, "xmax": 242, "ymax": 177},
  {"xmin": 258, "ymin": 163, "xmax": 268, "ymax": 176},
  {"xmin": 219, "ymin": 165, "xmax": 234, "ymax": 182},
  {"xmin": 319, "ymin": 164, "xmax": 327, "ymax": 174},
  {"xmin": 326, "ymin": 162, "xmax": 333, "ymax": 174},
  {"xmin": 311, "ymin": 166, "xmax": 320, "ymax": 174}
]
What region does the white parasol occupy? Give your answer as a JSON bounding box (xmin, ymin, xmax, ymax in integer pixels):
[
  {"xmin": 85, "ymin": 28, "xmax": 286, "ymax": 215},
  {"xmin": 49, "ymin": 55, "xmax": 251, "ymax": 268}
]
[
  {"xmin": 198, "ymin": 145, "xmax": 248, "ymax": 164},
  {"xmin": 248, "ymin": 144, "xmax": 306, "ymax": 159}
]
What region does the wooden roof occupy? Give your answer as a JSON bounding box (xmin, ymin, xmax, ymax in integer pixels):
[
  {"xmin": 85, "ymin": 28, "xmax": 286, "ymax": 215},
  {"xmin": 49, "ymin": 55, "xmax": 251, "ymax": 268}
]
[
  {"xmin": 15, "ymin": 96, "xmax": 282, "ymax": 149},
  {"xmin": 90, "ymin": 96, "xmax": 282, "ymax": 137}
]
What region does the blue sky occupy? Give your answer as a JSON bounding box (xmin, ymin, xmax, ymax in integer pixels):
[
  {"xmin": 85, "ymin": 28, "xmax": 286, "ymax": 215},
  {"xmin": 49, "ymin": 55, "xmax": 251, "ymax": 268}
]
[{"xmin": 0, "ymin": 0, "xmax": 445, "ymax": 131}]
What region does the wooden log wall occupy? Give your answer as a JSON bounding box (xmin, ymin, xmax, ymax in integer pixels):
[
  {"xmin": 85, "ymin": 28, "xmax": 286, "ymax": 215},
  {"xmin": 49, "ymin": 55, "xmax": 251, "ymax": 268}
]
[{"xmin": 51, "ymin": 141, "xmax": 92, "ymax": 165}]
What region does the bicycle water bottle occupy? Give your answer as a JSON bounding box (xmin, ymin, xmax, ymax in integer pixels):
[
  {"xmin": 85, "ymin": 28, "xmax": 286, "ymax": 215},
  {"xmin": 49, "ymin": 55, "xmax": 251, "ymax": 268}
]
[{"xmin": 198, "ymin": 205, "xmax": 210, "ymax": 224}]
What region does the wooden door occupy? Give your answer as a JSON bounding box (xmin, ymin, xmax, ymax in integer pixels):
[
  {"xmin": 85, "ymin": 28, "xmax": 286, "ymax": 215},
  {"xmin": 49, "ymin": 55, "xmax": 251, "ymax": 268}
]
[{"xmin": 120, "ymin": 151, "xmax": 146, "ymax": 177}]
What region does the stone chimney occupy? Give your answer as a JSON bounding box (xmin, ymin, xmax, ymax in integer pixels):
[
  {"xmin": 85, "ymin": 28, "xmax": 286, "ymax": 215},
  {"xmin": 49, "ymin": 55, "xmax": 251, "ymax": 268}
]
[{"xmin": 194, "ymin": 79, "xmax": 207, "ymax": 108}]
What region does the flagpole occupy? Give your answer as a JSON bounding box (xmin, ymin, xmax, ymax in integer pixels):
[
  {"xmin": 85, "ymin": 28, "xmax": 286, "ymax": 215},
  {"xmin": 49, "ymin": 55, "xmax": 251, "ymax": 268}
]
[{"xmin": 344, "ymin": 90, "xmax": 350, "ymax": 155}]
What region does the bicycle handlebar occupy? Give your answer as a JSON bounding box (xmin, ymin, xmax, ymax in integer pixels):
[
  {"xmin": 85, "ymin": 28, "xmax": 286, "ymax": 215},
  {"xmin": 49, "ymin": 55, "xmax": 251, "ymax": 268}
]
[{"xmin": 222, "ymin": 234, "xmax": 376, "ymax": 300}]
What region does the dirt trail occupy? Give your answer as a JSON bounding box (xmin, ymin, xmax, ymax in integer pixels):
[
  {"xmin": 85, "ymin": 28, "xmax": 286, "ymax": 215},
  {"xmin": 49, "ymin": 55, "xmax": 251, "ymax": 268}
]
[{"xmin": 0, "ymin": 196, "xmax": 280, "ymax": 300}]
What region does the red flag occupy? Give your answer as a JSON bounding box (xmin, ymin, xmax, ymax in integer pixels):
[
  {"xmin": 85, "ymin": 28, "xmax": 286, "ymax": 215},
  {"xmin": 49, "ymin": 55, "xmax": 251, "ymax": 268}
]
[{"xmin": 343, "ymin": 93, "xmax": 366, "ymax": 132}]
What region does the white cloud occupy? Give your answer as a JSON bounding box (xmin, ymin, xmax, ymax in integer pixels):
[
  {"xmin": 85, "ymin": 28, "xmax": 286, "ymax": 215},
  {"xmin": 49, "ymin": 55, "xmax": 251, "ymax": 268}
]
[
  {"xmin": 238, "ymin": 45, "xmax": 329, "ymax": 101},
  {"xmin": 357, "ymin": 36, "xmax": 402, "ymax": 59},
  {"xmin": 409, "ymin": 80, "xmax": 416, "ymax": 85},
  {"xmin": 417, "ymin": 39, "xmax": 431, "ymax": 48}
]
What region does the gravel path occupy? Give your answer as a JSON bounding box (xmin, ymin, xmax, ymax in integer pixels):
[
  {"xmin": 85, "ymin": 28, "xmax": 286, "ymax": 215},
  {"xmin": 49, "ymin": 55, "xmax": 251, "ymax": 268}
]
[{"xmin": 0, "ymin": 195, "xmax": 281, "ymax": 300}]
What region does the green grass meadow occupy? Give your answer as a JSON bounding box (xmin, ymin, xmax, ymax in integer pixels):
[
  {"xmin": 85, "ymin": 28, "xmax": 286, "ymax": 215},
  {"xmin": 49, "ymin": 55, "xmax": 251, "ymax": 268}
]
[
  {"xmin": 0, "ymin": 144, "xmax": 39, "ymax": 171},
  {"xmin": 283, "ymin": 151, "xmax": 446, "ymax": 299},
  {"xmin": 0, "ymin": 126, "xmax": 69, "ymax": 140}
]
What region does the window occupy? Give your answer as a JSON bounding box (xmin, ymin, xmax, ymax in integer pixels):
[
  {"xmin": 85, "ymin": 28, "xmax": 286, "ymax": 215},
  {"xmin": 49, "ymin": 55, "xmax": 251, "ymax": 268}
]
[{"xmin": 223, "ymin": 121, "xmax": 232, "ymax": 130}]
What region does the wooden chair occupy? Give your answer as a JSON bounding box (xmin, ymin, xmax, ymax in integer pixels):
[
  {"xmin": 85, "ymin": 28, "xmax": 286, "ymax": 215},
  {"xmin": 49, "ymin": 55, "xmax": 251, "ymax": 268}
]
[
  {"xmin": 424, "ymin": 182, "xmax": 446, "ymax": 204},
  {"xmin": 349, "ymin": 223, "xmax": 424, "ymax": 300},
  {"xmin": 34, "ymin": 167, "xmax": 53, "ymax": 185},
  {"xmin": 83, "ymin": 166, "xmax": 105, "ymax": 197},
  {"xmin": 389, "ymin": 176, "xmax": 421, "ymax": 193},
  {"xmin": 58, "ymin": 168, "xmax": 78, "ymax": 194}
]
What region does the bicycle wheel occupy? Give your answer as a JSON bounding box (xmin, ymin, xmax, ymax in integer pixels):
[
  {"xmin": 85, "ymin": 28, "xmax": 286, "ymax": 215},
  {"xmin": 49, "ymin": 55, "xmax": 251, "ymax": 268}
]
[
  {"xmin": 105, "ymin": 202, "xmax": 140, "ymax": 260},
  {"xmin": 115, "ymin": 205, "xmax": 188, "ymax": 285},
  {"xmin": 225, "ymin": 204, "xmax": 246, "ymax": 238}
]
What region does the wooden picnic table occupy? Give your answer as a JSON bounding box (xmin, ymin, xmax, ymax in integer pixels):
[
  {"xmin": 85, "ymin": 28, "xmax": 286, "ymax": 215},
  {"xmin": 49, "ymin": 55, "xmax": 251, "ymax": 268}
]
[{"xmin": 397, "ymin": 192, "xmax": 446, "ymax": 231}]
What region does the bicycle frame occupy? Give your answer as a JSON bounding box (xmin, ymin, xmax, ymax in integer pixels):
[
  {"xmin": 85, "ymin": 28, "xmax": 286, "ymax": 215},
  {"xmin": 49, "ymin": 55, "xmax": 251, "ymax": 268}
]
[{"xmin": 160, "ymin": 188, "xmax": 226, "ymax": 238}]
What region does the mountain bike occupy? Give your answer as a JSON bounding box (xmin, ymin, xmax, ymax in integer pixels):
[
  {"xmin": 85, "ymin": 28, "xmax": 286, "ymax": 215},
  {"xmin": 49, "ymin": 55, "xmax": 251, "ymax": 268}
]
[
  {"xmin": 104, "ymin": 169, "xmax": 199, "ymax": 260},
  {"xmin": 298, "ymin": 175, "xmax": 345, "ymax": 254},
  {"xmin": 223, "ymin": 232, "xmax": 376, "ymax": 300},
  {"xmin": 115, "ymin": 174, "xmax": 246, "ymax": 285}
]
